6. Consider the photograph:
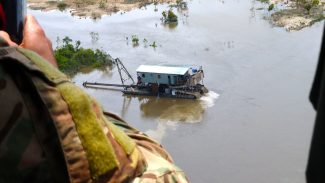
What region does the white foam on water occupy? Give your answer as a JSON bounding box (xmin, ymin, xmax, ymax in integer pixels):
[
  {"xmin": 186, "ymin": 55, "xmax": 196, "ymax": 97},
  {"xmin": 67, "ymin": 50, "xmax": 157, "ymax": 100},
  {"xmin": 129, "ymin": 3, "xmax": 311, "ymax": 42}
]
[
  {"xmin": 145, "ymin": 120, "xmax": 178, "ymax": 143},
  {"xmin": 199, "ymin": 91, "xmax": 220, "ymax": 108},
  {"xmin": 146, "ymin": 91, "xmax": 219, "ymax": 142}
]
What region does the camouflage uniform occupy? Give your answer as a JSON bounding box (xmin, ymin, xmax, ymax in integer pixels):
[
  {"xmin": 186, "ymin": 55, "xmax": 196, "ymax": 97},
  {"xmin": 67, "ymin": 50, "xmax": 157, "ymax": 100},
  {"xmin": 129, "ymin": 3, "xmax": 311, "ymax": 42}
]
[{"xmin": 0, "ymin": 37, "xmax": 188, "ymax": 183}]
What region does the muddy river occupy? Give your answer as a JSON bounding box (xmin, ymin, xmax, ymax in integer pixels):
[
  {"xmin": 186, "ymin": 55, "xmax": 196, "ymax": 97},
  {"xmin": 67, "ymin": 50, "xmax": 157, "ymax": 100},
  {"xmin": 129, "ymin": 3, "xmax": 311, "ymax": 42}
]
[{"xmin": 30, "ymin": 0, "xmax": 324, "ymax": 182}]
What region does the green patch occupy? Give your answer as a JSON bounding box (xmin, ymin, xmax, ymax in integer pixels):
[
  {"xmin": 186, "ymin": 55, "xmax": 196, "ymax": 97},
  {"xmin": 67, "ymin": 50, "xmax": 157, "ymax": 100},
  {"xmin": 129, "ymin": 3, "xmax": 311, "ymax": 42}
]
[
  {"xmin": 54, "ymin": 36, "xmax": 113, "ymax": 75},
  {"xmin": 149, "ymin": 41, "xmax": 157, "ymax": 48},
  {"xmin": 312, "ymin": 0, "xmax": 320, "ymax": 6},
  {"xmin": 58, "ymin": 83, "xmax": 119, "ymax": 178},
  {"xmin": 304, "ymin": 3, "xmax": 312, "ymax": 14},
  {"xmin": 162, "ymin": 9, "xmax": 178, "ymax": 23},
  {"xmin": 57, "ymin": 2, "xmax": 68, "ymax": 11},
  {"xmin": 268, "ymin": 4, "xmax": 274, "ymax": 11},
  {"xmin": 131, "ymin": 35, "xmax": 139, "ymax": 46}
]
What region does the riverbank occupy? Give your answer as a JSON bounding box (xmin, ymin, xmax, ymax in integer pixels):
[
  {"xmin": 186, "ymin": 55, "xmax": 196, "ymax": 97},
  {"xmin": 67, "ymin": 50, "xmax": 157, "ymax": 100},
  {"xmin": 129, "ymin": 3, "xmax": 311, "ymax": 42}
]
[
  {"xmin": 259, "ymin": 0, "xmax": 325, "ymax": 31},
  {"xmin": 28, "ymin": 0, "xmax": 175, "ymax": 19}
]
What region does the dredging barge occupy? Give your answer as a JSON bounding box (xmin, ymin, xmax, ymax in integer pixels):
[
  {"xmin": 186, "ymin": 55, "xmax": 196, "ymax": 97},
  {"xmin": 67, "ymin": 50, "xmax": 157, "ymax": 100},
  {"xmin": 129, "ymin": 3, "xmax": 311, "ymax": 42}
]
[{"xmin": 83, "ymin": 58, "xmax": 208, "ymax": 99}]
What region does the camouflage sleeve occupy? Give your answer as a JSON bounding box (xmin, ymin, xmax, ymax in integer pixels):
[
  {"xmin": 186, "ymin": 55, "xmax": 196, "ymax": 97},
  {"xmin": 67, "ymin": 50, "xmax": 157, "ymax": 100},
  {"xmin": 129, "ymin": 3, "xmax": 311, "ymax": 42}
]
[
  {"xmin": 0, "ymin": 38, "xmax": 188, "ymax": 183},
  {"xmin": 0, "ymin": 63, "xmax": 69, "ymax": 182},
  {"xmin": 104, "ymin": 112, "xmax": 189, "ymax": 183}
]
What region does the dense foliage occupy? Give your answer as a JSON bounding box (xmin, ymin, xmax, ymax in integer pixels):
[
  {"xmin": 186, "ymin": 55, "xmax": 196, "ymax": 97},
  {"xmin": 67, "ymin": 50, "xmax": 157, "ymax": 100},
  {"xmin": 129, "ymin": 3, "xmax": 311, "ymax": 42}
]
[
  {"xmin": 55, "ymin": 37, "xmax": 113, "ymax": 75},
  {"xmin": 162, "ymin": 10, "xmax": 178, "ymax": 23}
]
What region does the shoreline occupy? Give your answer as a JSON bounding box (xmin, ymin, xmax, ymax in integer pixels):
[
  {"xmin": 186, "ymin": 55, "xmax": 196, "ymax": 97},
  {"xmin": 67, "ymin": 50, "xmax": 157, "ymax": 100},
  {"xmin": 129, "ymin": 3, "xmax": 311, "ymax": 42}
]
[
  {"xmin": 28, "ymin": 0, "xmax": 324, "ymax": 31},
  {"xmin": 259, "ymin": 0, "xmax": 325, "ymax": 31},
  {"xmin": 28, "ymin": 0, "xmax": 176, "ymax": 19}
]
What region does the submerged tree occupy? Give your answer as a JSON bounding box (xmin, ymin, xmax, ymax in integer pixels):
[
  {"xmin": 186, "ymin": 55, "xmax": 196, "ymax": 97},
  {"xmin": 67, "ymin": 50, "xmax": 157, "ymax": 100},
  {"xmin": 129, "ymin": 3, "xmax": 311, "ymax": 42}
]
[
  {"xmin": 131, "ymin": 35, "xmax": 139, "ymax": 46},
  {"xmin": 162, "ymin": 9, "xmax": 178, "ymax": 24},
  {"xmin": 149, "ymin": 41, "xmax": 157, "ymax": 48}
]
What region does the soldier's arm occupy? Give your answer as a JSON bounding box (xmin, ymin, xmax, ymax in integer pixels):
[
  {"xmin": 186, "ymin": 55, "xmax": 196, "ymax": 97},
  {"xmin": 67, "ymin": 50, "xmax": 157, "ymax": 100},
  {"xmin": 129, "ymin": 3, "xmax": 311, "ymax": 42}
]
[{"xmin": 0, "ymin": 15, "xmax": 188, "ymax": 183}]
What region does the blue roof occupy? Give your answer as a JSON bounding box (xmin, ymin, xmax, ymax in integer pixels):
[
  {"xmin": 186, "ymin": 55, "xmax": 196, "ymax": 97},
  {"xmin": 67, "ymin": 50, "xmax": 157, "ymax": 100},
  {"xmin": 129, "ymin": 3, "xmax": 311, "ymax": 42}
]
[{"xmin": 136, "ymin": 65, "xmax": 190, "ymax": 75}]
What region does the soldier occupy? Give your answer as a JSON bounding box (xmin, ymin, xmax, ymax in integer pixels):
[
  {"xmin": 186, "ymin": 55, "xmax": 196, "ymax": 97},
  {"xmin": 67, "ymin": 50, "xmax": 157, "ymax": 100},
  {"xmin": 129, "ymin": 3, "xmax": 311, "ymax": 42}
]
[{"xmin": 0, "ymin": 15, "xmax": 188, "ymax": 183}]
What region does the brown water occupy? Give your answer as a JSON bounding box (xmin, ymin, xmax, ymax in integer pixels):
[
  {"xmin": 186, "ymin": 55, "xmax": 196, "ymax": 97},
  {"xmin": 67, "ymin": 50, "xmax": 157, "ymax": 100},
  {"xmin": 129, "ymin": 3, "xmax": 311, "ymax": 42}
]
[{"xmin": 30, "ymin": 1, "xmax": 324, "ymax": 182}]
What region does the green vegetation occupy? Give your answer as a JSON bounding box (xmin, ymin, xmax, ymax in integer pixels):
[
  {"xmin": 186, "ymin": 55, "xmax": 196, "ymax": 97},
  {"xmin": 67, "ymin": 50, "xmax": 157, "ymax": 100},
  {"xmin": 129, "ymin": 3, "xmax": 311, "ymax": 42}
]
[
  {"xmin": 131, "ymin": 35, "xmax": 139, "ymax": 46},
  {"xmin": 255, "ymin": 0, "xmax": 324, "ymax": 30},
  {"xmin": 162, "ymin": 9, "xmax": 178, "ymax": 23},
  {"xmin": 57, "ymin": 1, "xmax": 68, "ymax": 11},
  {"xmin": 312, "ymin": 0, "xmax": 320, "ymax": 6},
  {"xmin": 268, "ymin": 4, "xmax": 274, "ymax": 11},
  {"xmin": 176, "ymin": 0, "xmax": 182, "ymax": 5},
  {"xmin": 126, "ymin": 35, "xmax": 158, "ymax": 49},
  {"xmin": 149, "ymin": 41, "xmax": 157, "ymax": 48},
  {"xmin": 176, "ymin": 0, "xmax": 187, "ymax": 9},
  {"xmin": 293, "ymin": 0, "xmax": 319, "ymax": 14},
  {"xmin": 304, "ymin": 2, "xmax": 313, "ymax": 14},
  {"xmin": 301, "ymin": 0, "xmax": 319, "ymax": 14},
  {"xmin": 55, "ymin": 36, "xmax": 113, "ymax": 75}
]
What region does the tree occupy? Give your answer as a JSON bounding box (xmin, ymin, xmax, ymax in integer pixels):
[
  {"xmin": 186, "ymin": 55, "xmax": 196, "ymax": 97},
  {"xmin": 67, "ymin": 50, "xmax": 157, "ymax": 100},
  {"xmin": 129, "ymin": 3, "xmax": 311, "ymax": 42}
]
[
  {"xmin": 162, "ymin": 9, "xmax": 178, "ymax": 23},
  {"xmin": 268, "ymin": 4, "xmax": 274, "ymax": 11},
  {"xmin": 304, "ymin": 2, "xmax": 312, "ymax": 14}
]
